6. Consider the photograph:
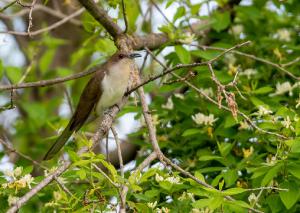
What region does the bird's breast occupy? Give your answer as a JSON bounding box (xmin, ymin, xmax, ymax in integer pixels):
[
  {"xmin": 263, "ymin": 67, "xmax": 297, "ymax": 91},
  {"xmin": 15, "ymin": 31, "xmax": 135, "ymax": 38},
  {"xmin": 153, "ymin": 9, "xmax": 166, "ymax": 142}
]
[{"xmin": 95, "ymin": 61, "xmax": 133, "ymax": 115}]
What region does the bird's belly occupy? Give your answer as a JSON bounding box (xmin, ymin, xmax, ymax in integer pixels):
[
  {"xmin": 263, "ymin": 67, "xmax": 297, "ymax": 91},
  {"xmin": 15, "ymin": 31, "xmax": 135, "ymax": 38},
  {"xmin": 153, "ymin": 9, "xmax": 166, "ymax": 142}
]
[{"xmin": 96, "ymin": 70, "xmax": 129, "ymax": 115}]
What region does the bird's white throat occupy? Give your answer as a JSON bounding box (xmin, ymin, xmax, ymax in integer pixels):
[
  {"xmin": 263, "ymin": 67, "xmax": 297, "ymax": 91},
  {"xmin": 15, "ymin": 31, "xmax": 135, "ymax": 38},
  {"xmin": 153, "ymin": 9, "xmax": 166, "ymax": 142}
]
[{"xmin": 96, "ymin": 59, "xmax": 133, "ymax": 115}]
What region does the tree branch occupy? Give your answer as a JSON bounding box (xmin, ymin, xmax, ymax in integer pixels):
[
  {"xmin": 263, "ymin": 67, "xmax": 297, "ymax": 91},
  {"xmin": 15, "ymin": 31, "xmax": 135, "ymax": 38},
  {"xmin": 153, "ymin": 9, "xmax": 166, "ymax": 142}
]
[
  {"xmin": 0, "ymin": 63, "xmax": 99, "ymax": 91},
  {"xmin": 77, "ymin": 0, "xmax": 122, "ymax": 38},
  {"xmin": 6, "ymin": 100, "xmax": 125, "ymax": 213},
  {"xmin": 0, "ymin": 8, "xmax": 84, "ymax": 36}
]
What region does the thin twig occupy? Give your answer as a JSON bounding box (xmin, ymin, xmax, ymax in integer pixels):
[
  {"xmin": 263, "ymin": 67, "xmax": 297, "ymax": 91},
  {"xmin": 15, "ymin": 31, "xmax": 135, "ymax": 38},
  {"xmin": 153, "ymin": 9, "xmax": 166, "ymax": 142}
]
[
  {"xmin": 0, "ymin": 138, "xmax": 76, "ymax": 199},
  {"xmin": 111, "ymin": 127, "xmax": 124, "ymax": 178},
  {"xmin": 27, "ymin": 0, "xmax": 37, "ymax": 36},
  {"xmin": 0, "ymin": 4, "xmax": 82, "ymax": 26},
  {"xmin": 281, "ymin": 56, "xmax": 300, "ymax": 67},
  {"xmin": 6, "ymin": 101, "xmax": 125, "ymax": 213},
  {"xmin": 92, "ymin": 163, "xmax": 119, "ymax": 188},
  {"xmin": 194, "ymin": 44, "xmax": 300, "ymax": 80},
  {"xmin": 121, "ymin": 0, "xmax": 128, "ymax": 33},
  {"xmin": 138, "ymin": 58, "xmax": 263, "ymax": 213},
  {"xmin": 0, "ymin": 8, "xmax": 84, "ymax": 36},
  {"xmin": 0, "ymin": 63, "xmax": 99, "ymax": 91},
  {"xmin": 111, "ymin": 126, "xmax": 125, "ymax": 212},
  {"xmin": 149, "ymin": 0, "xmax": 176, "ymax": 29},
  {"xmin": 145, "ymin": 47, "xmax": 287, "ymax": 140},
  {"xmin": 54, "ymin": 177, "xmax": 74, "ymax": 197},
  {"xmin": 0, "ymin": 0, "xmax": 17, "ymax": 12}
]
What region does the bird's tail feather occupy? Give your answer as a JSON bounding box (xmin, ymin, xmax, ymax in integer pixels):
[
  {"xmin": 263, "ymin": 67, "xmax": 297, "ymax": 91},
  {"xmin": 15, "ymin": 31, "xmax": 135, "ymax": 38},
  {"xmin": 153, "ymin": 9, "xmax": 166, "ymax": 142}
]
[{"xmin": 43, "ymin": 124, "xmax": 73, "ymax": 160}]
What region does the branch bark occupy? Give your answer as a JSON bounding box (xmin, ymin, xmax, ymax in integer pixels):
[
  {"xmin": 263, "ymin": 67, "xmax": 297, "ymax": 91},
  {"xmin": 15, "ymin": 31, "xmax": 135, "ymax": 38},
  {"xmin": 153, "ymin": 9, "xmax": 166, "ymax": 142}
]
[{"xmin": 77, "ymin": 0, "xmax": 122, "ymax": 37}]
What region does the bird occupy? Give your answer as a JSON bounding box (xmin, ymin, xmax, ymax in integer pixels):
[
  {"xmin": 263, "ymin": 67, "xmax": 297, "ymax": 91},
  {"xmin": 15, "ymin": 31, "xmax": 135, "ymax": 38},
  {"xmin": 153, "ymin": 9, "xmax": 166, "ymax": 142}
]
[{"xmin": 43, "ymin": 51, "xmax": 141, "ymax": 160}]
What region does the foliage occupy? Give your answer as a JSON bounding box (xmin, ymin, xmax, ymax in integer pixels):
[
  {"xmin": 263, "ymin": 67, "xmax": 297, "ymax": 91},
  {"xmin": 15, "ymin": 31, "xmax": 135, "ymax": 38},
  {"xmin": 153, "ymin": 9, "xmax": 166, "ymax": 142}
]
[{"xmin": 1, "ymin": 0, "xmax": 300, "ymax": 212}]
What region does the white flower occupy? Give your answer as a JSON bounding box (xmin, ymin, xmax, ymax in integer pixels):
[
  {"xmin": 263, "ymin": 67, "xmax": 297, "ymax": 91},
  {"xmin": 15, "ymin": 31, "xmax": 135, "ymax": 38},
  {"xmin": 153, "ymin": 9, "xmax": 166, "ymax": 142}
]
[
  {"xmin": 14, "ymin": 167, "xmax": 23, "ymax": 177},
  {"xmin": 192, "ymin": 113, "xmax": 218, "ymax": 126},
  {"xmin": 162, "ymin": 207, "xmax": 170, "ymax": 213},
  {"xmin": 276, "ymin": 29, "xmax": 291, "ymax": 42},
  {"xmin": 162, "ymin": 97, "xmax": 174, "ymax": 110},
  {"xmin": 19, "ymin": 174, "xmax": 34, "ymax": 189},
  {"xmin": 256, "ymin": 106, "xmax": 273, "ymax": 117},
  {"xmin": 165, "ymin": 176, "xmax": 181, "ymax": 184},
  {"xmin": 4, "ymin": 170, "xmax": 14, "ymax": 178},
  {"xmin": 240, "ymin": 68, "xmax": 257, "ymax": 79},
  {"xmin": 53, "ymin": 191, "xmax": 62, "ymax": 201},
  {"xmin": 155, "ymin": 174, "xmax": 164, "ymax": 182},
  {"xmin": 231, "ymin": 25, "xmax": 244, "ymax": 36},
  {"xmin": 45, "ymin": 201, "xmax": 58, "ymax": 207},
  {"xmin": 174, "ymin": 93, "xmax": 184, "ymax": 99},
  {"xmin": 179, "ymin": 32, "xmax": 195, "ymax": 44},
  {"xmin": 178, "ymin": 192, "xmax": 195, "ymax": 201},
  {"xmin": 266, "ymin": 156, "xmax": 277, "ymax": 165},
  {"xmin": 224, "ymin": 53, "xmax": 237, "ymax": 65},
  {"xmin": 248, "ymin": 193, "xmax": 257, "ymax": 204},
  {"xmin": 271, "ymin": 81, "xmax": 293, "ymax": 96},
  {"xmin": 199, "ymin": 87, "xmax": 214, "ymax": 97},
  {"xmin": 7, "ymin": 195, "xmax": 19, "ymax": 206},
  {"xmin": 147, "ymin": 201, "xmax": 157, "ymax": 209},
  {"xmin": 296, "ymin": 95, "xmax": 300, "ymax": 108},
  {"xmin": 239, "ymin": 120, "xmax": 252, "ymax": 130},
  {"xmin": 281, "ymin": 116, "xmax": 294, "ymax": 130}
]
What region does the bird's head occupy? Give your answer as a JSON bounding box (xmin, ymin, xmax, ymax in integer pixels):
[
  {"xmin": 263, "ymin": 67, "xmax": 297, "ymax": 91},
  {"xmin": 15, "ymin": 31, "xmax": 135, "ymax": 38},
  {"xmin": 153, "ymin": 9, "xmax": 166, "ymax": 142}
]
[{"xmin": 110, "ymin": 51, "xmax": 142, "ymax": 63}]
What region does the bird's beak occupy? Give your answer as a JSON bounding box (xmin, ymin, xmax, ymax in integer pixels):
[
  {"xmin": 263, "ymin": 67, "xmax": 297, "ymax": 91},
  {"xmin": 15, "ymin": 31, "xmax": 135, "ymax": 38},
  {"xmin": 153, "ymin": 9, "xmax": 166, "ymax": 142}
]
[{"xmin": 129, "ymin": 53, "xmax": 142, "ymax": 59}]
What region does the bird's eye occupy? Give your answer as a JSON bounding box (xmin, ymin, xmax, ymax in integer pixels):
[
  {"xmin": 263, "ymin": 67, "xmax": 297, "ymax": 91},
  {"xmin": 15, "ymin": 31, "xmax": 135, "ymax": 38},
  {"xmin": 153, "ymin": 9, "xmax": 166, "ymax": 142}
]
[{"xmin": 119, "ymin": 54, "xmax": 125, "ymax": 59}]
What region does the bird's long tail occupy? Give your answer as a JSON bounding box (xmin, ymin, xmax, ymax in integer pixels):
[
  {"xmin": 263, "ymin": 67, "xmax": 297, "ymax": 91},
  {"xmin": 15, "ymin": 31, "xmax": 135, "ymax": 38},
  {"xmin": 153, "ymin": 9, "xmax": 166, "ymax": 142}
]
[{"xmin": 43, "ymin": 123, "xmax": 73, "ymax": 160}]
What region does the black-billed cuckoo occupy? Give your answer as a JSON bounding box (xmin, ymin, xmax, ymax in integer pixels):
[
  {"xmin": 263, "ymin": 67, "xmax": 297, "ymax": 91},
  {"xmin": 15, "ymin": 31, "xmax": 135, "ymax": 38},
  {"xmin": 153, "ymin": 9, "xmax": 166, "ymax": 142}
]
[{"xmin": 43, "ymin": 51, "xmax": 141, "ymax": 160}]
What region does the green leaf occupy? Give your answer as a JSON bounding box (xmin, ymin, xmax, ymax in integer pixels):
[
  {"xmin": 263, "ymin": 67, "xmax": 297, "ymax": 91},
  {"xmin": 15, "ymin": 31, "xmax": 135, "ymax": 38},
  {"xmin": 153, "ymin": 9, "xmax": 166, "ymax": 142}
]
[
  {"xmin": 217, "ymin": 142, "xmax": 233, "ymax": 157},
  {"xmin": 73, "ymin": 160, "xmax": 90, "ymax": 166},
  {"xmin": 288, "ymin": 163, "xmax": 300, "ymax": 179},
  {"xmin": 249, "ymin": 97, "xmax": 266, "ymax": 107},
  {"xmin": 99, "ymin": 159, "xmax": 118, "ymax": 181},
  {"xmin": 222, "ymin": 188, "xmax": 247, "ymax": 195},
  {"xmin": 175, "ymin": 45, "xmax": 191, "ymax": 64},
  {"xmin": 182, "ymin": 128, "xmax": 200, "ymax": 137},
  {"xmin": 279, "ymin": 181, "xmax": 300, "ymax": 209},
  {"xmin": 140, "ymin": 168, "xmax": 157, "ymax": 183},
  {"xmin": 124, "ymin": 0, "xmax": 139, "ymax": 33},
  {"xmin": 76, "ymin": 169, "xmax": 86, "ymax": 180},
  {"xmin": 192, "ymin": 198, "xmax": 213, "ymax": 209},
  {"xmin": 166, "ymin": 0, "xmax": 175, "ymax": 8},
  {"xmin": 212, "ymin": 11, "xmax": 231, "ymax": 32},
  {"xmin": 191, "ymin": 4, "xmax": 201, "ymax": 15},
  {"xmin": 261, "ymin": 163, "xmax": 282, "ymax": 186},
  {"xmin": 39, "ymin": 49, "xmax": 55, "ymax": 73},
  {"xmin": 252, "ymin": 86, "xmax": 273, "ymax": 94},
  {"xmin": 173, "ymin": 6, "xmax": 186, "ymax": 22},
  {"xmin": 23, "ymin": 165, "xmax": 33, "ymax": 175},
  {"xmin": 224, "ymin": 115, "xmax": 238, "ymax": 128},
  {"xmin": 191, "ymin": 49, "xmax": 220, "ymax": 60},
  {"xmin": 159, "ymin": 181, "xmax": 173, "ymax": 192},
  {"xmin": 224, "ymin": 200, "xmax": 251, "ymax": 209},
  {"xmin": 266, "ymin": 194, "xmax": 284, "ymax": 213},
  {"xmin": 195, "ymin": 171, "xmax": 206, "ymax": 183},
  {"xmin": 198, "ymin": 155, "xmax": 223, "ymax": 161},
  {"xmin": 223, "ymin": 169, "xmax": 238, "ymax": 187},
  {"xmin": 290, "ymin": 138, "xmax": 300, "ymax": 153},
  {"xmin": 5, "ymin": 66, "xmax": 22, "ymax": 83},
  {"xmin": 193, "ymin": 197, "xmax": 223, "ymax": 210},
  {"xmin": 144, "ymin": 189, "xmax": 160, "ymax": 198}
]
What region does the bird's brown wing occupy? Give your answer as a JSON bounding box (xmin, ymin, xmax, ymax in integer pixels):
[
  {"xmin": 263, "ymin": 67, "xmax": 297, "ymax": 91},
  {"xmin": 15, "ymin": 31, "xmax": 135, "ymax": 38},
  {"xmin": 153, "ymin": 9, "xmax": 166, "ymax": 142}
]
[
  {"xmin": 69, "ymin": 70, "xmax": 105, "ymax": 131},
  {"xmin": 43, "ymin": 70, "xmax": 105, "ymax": 160}
]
